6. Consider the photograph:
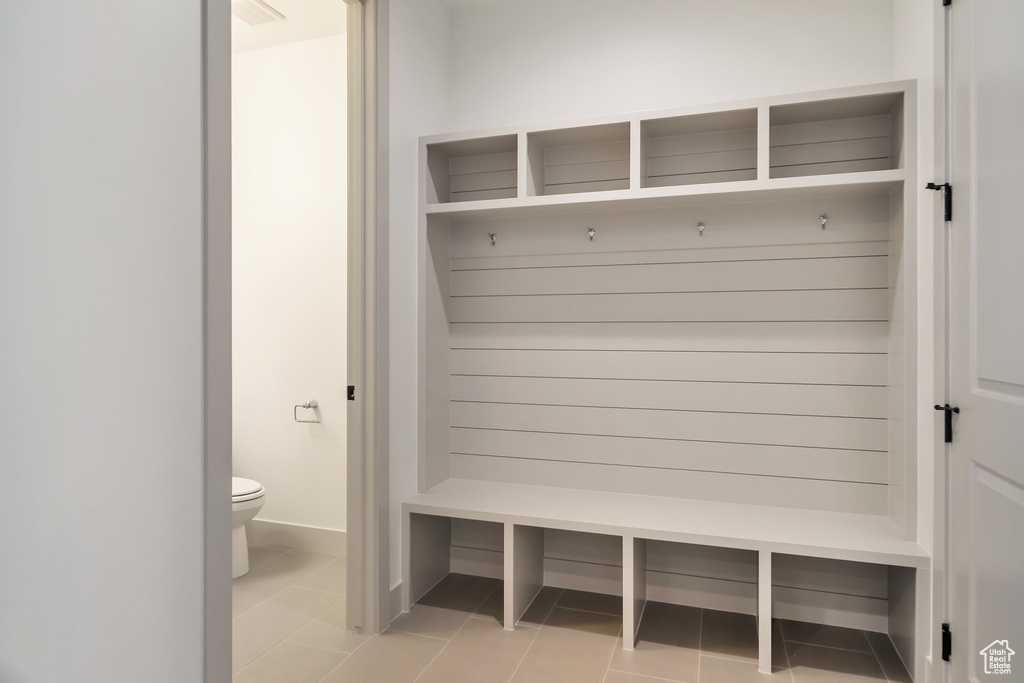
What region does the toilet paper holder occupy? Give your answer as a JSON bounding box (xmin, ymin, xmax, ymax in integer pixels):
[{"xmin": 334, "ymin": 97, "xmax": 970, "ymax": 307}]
[{"xmin": 294, "ymin": 400, "xmax": 320, "ymax": 424}]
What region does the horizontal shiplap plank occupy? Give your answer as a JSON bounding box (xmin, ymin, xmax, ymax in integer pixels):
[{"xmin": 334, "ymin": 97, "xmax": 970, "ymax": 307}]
[
  {"xmin": 646, "ymin": 148, "xmax": 757, "ymax": 178},
  {"xmin": 770, "ymin": 114, "xmax": 891, "ymax": 147},
  {"xmin": 544, "ymin": 159, "xmax": 630, "ymax": 186},
  {"xmin": 450, "ymin": 428, "xmax": 890, "ymax": 483},
  {"xmin": 449, "ymin": 151, "xmax": 518, "ymax": 176},
  {"xmin": 450, "ymin": 256, "xmax": 889, "ymax": 296},
  {"xmin": 770, "ymin": 158, "xmax": 892, "ymax": 179},
  {"xmin": 771, "ymin": 136, "xmax": 891, "ymax": 168},
  {"xmin": 544, "ymin": 178, "xmax": 630, "ymax": 195},
  {"xmin": 451, "ymin": 241, "xmax": 889, "ymax": 271},
  {"xmin": 544, "ymin": 557, "xmax": 623, "ymax": 596},
  {"xmin": 451, "ymin": 402, "xmax": 886, "ymax": 451},
  {"xmin": 646, "ymin": 128, "xmax": 757, "ymax": 157},
  {"xmin": 450, "ymin": 321, "xmax": 890, "ymax": 354},
  {"xmin": 646, "ymin": 168, "xmax": 757, "ymax": 187},
  {"xmin": 449, "ymin": 454, "xmax": 888, "ymax": 514},
  {"xmin": 451, "ymin": 517, "xmax": 504, "ymax": 552},
  {"xmin": 451, "ymin": 289, "xmax": 888, "ymax": 323},
  {"xmin": 451, "ymin": 349, "xmax": 888, "ymax": 385},
  {"xmin": 450, "ymin": 376, "xmax": 887, "ymax": 418},
  {"xmin": 450, "ymin": 546, "xmax": 503, "ymax": 579},
  {"xmin": 449, "ymin": 169, "xmax": 517, "ymax": 194},
  {"xmin": 543, "ymin": 140, "xmax": 629, "ymax": 166},
  {"xmin": 451, "ymin": 187, "xmax": 518, "ymax": 202},
  {"xmin": 544, "ymin": 529, "xmax": 623, "ymax": 566}
]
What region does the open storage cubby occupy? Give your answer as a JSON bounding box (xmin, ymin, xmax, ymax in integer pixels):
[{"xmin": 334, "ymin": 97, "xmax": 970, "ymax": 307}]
[
  {"xmin": 769, "ymin": 91, "xmax": 905, "ymax": 179},
  {"xmin": 641, "ymin": 108, "xmax": 757, "ymax": 187},
  {"xmin": 426, "ymin": 134, "xmax": 518, "ymax": 204},
  {"xmin": 410, "ymin": 81, "xmax": 927, "ymax": 680},
  {"xmin": 525, "ymin": 122, "xmax": 630, "ymax": 196}
]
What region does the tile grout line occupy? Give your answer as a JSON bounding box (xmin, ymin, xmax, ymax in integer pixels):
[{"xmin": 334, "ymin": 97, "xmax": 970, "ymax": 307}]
[
  {"xmin": 386, "ymin": 627, "xmax": 455, "ymax": 643},
  {"xmin": 782, "ymin": 638, "xmax": 875, "ymax": 655},
  {"xmin": 504, "ymin": 590, "xmax": 565, "ymax": 683},
  {"xmin": 551, "ymin": 604, "xmax": 623, "ymax": 618},
  {"xmin": 233, "ymin": 588, "xmax": 342, "ymax": 674},
  {"xmin": 316, "ymin": 631, "xmax": 373, "ymax": 683},
  {"xmin": 780, "ymin": 621, "xmax": 795, "ymax": 683},
  {"xmin": 696, "ymin": 608, "xmax": 704, "ymax": 683},
  {"xmin": 502, "ymin": 621, "xmax": 544, "ymax": 683},
  {"xmin": 233, "ymin": 547, "xmax": 339, "ymax": 607},
  {"xmin": 863, "ymin": 631, "xmax": 893, "ymax": 683},
  {"xmin": 600, "ymin": 623, "xmax": 623, "ymax": 683},
  {"xmin": 232, "ymin": 549, "xmax": 343, "ymax": 674},
  {"xmin": 410, "ymin": 613, "xmax": 474, "ymax": 683},
  {"xmin": 607, "ymin": 671, "xmax": 684, "ymax": 683}
]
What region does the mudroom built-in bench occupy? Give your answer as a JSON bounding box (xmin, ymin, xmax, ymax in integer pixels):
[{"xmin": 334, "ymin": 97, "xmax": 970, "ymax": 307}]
[{"xmin": 403, "ymin": 80, "xmax": 929, "ymax": 679}]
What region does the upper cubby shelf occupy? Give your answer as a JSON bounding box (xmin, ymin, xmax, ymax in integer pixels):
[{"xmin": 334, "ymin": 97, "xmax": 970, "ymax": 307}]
[
  {"xmin": 421, "ymin": 81, "xmax": 912, "ymax": 218},
  {"xmin": 641, "ymin": 108, "xmax": 757, "ymax": 188},
  {"xmin": 426, "ymin": 134, "xmax": 518, "ymax": 204},
  {"xmin": 769, "ymin": 92, "xmax": 905, "ymax": 179},
  {"xmin": 526, "ymin": 122, "xmax": 631, "ymax": 196}
]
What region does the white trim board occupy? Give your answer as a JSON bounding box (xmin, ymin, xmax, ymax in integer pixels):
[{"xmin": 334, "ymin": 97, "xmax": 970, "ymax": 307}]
[{"xmin": 247, "ymin": 519, "xmax": 347, "ymax": 556}]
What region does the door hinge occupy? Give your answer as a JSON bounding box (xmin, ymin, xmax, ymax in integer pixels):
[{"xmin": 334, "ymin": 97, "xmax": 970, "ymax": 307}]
[
  {"xmin": 942, "ymin": 623, "xmax": 952, "ymax": 661},
  {"xmin": 926, "ymin": 182, "xmax": 953, "ymax": 221},
  {"xmin": 934, "ymin": 404, "xmax": 960, "ymax": 443},
  {"xmin": 348, "ymin": 385, "xmax": 356, "ymax": 401}
]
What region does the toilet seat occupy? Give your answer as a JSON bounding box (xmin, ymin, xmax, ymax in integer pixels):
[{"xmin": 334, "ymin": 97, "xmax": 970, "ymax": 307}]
[{"xmin": 232, "ymin": 477, "xmax": 264, "ymax": 503}]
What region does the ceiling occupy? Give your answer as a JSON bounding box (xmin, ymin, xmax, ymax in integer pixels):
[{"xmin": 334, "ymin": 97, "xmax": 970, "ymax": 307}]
[{"xmin": 231, "ymin": 0, "xmax": 345, "ymax": 53}]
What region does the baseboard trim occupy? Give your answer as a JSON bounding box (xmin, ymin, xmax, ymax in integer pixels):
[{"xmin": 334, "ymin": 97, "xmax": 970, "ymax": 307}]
[
  {"xmin": 389, "ymin": 582, "xmax": 405, "ymax": 623},
  {"xmin": 247, "ymin": 519, "xmax": 346, "ymax": 556}
]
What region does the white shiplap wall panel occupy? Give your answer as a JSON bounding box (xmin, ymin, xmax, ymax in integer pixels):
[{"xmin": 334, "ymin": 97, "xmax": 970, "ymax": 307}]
[
  {"xmin": 451, "ymin": 289, "xmax": 887, "ymax": 323},
  {"xmin": 450, "ymin": 376, "xmax": 887, "ymax": 418},
  {"xmin": 449, "ymin": 428, "xmax": 889, "ymax": 484},
  {"xmin": 449, "ymin": 455, "xmax": 887, "ymax": 515},
  {"xmin": 769, "ymin": 114, "xmax": 894, "ymax": 179},
  {"xmin": 441, "ymin": 189, "xmax": 896, "ymax": 630},
  {"xmin": 450, "ymin": 321, "xmax": 889, "ymax": 353},
  {"xmin": 451, "ymin": 349, "xmax": 888, "ymax": 385},
  {"xmin": 450, "ymin": 256, "xmax": 889, "ymax": 296},
  {"xmin": 452, "ymin": 241, "xmax": 888, "ymax": 271},
  {"xmin": 451, "ymin": 402, "xmax": 886, "ymax": 451}
]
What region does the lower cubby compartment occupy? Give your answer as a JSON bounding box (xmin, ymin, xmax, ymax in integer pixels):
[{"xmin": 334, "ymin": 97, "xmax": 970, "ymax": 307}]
[{"xmin": 404, "ymin": 513, "xmax": 920, "ymax": 681}]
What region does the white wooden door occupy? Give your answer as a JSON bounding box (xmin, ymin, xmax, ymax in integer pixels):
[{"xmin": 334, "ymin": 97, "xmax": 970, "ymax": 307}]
[{"xmin": 947, "ymin": 0, "xmax": 1024, "ymax": 679}]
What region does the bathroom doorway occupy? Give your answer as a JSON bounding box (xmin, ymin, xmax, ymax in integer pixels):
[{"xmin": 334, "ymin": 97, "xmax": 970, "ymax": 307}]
[{"xmin": 226, "ymin": 0, "xmax": 376, "ymax": 676}]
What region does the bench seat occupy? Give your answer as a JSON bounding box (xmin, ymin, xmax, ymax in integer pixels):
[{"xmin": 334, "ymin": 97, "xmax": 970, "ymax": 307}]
[{"xmin": 402, "ymin": 478, "xmax": 929, "ymax": 673}]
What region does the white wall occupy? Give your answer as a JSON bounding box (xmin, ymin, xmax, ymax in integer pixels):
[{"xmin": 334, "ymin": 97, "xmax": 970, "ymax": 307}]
[
  {"xmin": 447, "ymin": 0, "xmax": 894, "ymax": 131},
  {"xmin": 387, "ymin": 0, "xmax": 897, "ymax": 592},
  {"xmin": 388, "ymin": 0, "xmax": 452, "ymax": 592},
  {"xmin": 233, "ymin": 34, "xmax": 348, "ymax": 533},
  {"xmin": 0, "ymin": 2, "xmax": 223, "ymax": 680}
]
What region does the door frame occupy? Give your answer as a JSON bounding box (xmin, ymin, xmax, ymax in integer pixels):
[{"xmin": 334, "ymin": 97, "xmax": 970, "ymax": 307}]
[
  {"xmin": 930, "ymin": 2, "xmax": 950, "ymax": 681},
  {"xmin": 201, "ymin": 0, "xmax": 390, "ymax": 678},
  {"xmin": 344, "ymin": 0, "xmax": 391, "ymax": 636}
]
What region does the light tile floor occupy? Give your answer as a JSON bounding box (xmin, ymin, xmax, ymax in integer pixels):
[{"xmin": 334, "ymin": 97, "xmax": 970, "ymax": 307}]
[{"xmin": 233, "ymin": 547, "xmax": 912, "ymax": 683}]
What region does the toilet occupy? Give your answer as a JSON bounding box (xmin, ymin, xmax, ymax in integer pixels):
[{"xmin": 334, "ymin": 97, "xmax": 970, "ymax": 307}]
[{"xmin": 232, "ymin": 477, "xmax": 266, "ymax": 578}]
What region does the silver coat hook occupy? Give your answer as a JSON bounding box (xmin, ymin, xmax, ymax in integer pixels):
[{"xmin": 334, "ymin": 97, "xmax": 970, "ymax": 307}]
[
  {"xmin": 819, "ymin": 214, "xmax": 828, "ymax": 230},
  {"xmin": 697, "ymin": 220, "xmax": 705, "ymax": 237},
  {"xmin": 587, "ymin": 227, "xmax": 596, "ymax": 241},
  {"xmin": 489, "ymin": 233, "xmax": 497, "ymax": 246}
]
